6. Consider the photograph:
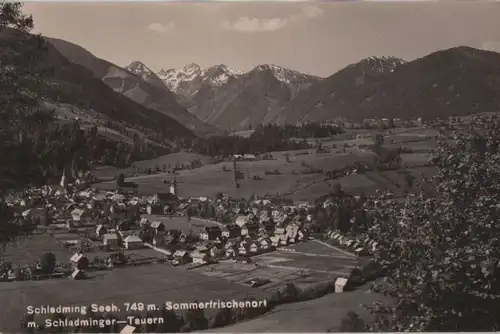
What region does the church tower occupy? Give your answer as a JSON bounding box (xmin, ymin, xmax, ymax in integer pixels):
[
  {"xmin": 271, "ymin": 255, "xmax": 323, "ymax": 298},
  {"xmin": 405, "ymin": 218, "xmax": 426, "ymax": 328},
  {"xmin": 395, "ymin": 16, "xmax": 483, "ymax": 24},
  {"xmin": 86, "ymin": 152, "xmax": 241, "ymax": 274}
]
[
  {"xmin": 60, "ymin": 167, "xmax": 68, "ymax": 188},
  {"xmin": 170, "ymin": 174, "xmax": 177, "ymax": 196}
]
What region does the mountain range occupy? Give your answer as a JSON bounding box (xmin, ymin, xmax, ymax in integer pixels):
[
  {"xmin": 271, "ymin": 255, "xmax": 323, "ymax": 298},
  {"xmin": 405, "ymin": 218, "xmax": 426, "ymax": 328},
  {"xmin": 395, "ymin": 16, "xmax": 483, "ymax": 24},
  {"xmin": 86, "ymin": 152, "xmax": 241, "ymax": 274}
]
[
  {"xmin": 40, "ymin": 34, "xmax": 500, "ymax": 133},
  {"xmin": 45, "ymin": 37, "xmax": 216, "ymax": 135},
  {"xmin": 155, "ymin": 63, "xmax": 321, "ymax": 130},
  {"xmin": 276, "ymin": 47, "xmax": 500, "ymax": 123},
  {"xmin": 0, "ymin": 29, "xmax": 194, "ymax": 143}
]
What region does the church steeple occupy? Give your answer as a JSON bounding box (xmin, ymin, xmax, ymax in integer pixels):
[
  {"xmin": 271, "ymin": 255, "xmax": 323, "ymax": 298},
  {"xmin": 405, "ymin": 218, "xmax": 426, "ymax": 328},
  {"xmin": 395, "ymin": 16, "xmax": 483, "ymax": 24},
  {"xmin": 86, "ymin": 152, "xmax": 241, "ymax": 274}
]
[
  {"xmin": 170, "ymin": 174, "xmax": 177, "ymax": 196},
  {"xmin": 60, "ymin": 167, "xmax": 67, "ymax": 188}
]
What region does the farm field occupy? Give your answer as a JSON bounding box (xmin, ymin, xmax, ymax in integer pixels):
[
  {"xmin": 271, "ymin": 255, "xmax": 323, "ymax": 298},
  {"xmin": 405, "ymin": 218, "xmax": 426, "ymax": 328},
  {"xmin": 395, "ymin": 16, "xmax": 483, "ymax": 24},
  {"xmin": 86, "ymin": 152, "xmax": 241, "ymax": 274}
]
[
  {"xmin": 194, "ymin": 239, "xmax": 357, "ymax": 293},
  {"xmin": 2, "ymin": 232, "xmax": 165, "ymax": 267},
  {"xmin": 252, "ymin": 251, "xmax": 357, "ymax": 277},
  {"xmin": 207, "ymin": 288, "xmax": 392, "ymax": 333},
  {"xmin": 194, "ymin": 262, "xmax": 333, "ymax": 292},
  {"xmin": 3, "ymin": 234, "xmax": 73, "ymax": 267},
  {"xmin": 131, "ymin": 152, "xmax": 213, "ymax": 170},
  {"xmin": 94, "ymin": 150, "xmax": 375, "ymax": 199},
  {"xmin": 0, "ymin": 263, "xmax": 268, "ymax": 333},
  {"xmin": 92, "ymin": 125, "xmax": 439, "ymax": 200}
]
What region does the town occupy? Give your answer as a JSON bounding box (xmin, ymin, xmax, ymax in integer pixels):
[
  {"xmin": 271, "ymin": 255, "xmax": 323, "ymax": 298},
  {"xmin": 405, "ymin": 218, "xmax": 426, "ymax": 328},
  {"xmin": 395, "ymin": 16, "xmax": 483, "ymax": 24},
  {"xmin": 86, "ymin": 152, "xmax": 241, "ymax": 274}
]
[{"xmin": 2, "ymin": 1, "xmax": 500, "ymax": 333}]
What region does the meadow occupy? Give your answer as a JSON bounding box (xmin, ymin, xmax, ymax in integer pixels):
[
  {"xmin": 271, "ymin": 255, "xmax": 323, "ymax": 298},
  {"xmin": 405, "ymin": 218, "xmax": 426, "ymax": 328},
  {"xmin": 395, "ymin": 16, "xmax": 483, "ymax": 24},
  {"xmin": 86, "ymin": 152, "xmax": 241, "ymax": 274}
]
[
  {"xmin": 207, "ymin": 288, "xmax": 391, "ymax": 333},
  {"xmin": 0, "ymin": 263, "xmax": 267, "ymax": 333}
]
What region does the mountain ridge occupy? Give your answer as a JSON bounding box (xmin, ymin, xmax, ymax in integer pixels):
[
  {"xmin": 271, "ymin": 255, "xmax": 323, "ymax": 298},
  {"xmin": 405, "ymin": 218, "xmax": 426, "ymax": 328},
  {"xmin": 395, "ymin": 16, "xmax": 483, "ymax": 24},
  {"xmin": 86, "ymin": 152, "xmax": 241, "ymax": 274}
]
[
  {"xmin": 276, "ymin": 47, "xmax": 500, "ymax": 123},
  {"xmin": 44, "ymin": 37, "xmax": 216, "ymax": 135},
  {"xmin": 163, "ymin": 63, "xmax": 322, "ymax": 130}
]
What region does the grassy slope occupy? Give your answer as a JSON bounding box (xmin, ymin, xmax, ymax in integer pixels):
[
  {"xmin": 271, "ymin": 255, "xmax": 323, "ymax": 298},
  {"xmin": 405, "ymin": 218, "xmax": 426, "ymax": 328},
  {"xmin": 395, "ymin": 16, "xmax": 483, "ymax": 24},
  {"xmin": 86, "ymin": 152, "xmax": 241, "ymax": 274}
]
[
  {"xmin": 206, "ymin": 288, "xmax": 390, "ymax": 332},
  {"xmin": 278, "ymin": 47, "xmax": 500, "ymax": 123},
  {"xmin": 11, "ymin": 31, "xmax": 195, "ymax": 140},
  {"xmin": 45, "ymin": 37, "xmax": 216, "ymax": 135}
]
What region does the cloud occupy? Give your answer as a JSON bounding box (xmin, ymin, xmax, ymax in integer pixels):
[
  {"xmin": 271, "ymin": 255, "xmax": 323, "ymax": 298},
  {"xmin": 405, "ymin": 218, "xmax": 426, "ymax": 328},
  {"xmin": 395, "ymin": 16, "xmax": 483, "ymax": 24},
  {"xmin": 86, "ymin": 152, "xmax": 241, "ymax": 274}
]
[
  {"xmin": 220, "ymin": 5, "xmax": 324, "ymax": 33},
  {"xmin": 147, "ymin": 22, "xmax": 175, "ymax": 34}
]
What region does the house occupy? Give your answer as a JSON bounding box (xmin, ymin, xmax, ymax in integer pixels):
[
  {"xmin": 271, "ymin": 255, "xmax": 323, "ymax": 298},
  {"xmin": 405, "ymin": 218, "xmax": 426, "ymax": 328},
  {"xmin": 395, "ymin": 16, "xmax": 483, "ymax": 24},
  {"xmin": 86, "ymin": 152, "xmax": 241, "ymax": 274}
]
[
  {"xmin": 71, "ymin": 208, "xmax": 89, "ymax": 222},
  {"xmin": 96, "ymin": 224, "xmax": 107, "ymax": 237},
  {"xmin": 261, "ymin": 220, "xmax": 275, "ymax": 232},
  {"xmin": 147, "ymin": 204, "xmax": 163, "ymax": 215},
  {"xmin": 118, "ymin": 182, "xmax": 138, "ymax": 195},
  {"xmin": 257, "ymin": 227, "xmax": 268, "ymax": 237},
  {"xmin": 153, "ymin": 192, "xmax": 179, "ymax": 207},
  {"xmin": 286, "ymin": 225, "xmax": 300, "ymax": 243},
  {"xmin": 139, "ymin": 218, "xmax": 150, "ymax": 228},
  {"xmin": 335, "ymin": 277, "xmax": 348, "ymax": 293},
  {"xmin": 222, "ymin": 224, "xmax": 241, "ymax": 239},
  {"xmin": 225, "ymin": 244, "xmax": 237, "ymax": 258},
  {"xmin": 196, "ymin": 244, "xmax": 209, "ymax": 253},
  {"xmin": 279, "ymin": 233, "xmax": 288, "ymax": 245},
  {"xmin": 173, "ymin": 250, "xmax": 191, "ymax": 264},
  {"xmin": 246, "ymin": 221, "xmax": 259, "ymax": 236},
  {"xmin": 238, "ymin": 241, "xmax": 250, "ymax": 255},
  {"xmin": 116, "ymin": 221, "xmax": 132, "ymax": 232},
  {"xmin": 225, "ymin": 240, "xmax": 236, "ymax": 250},
  {"xmin": 70, "ymin": 252, "xmax": 89, "ymax": 270},
  {"xmin": 259, "ymin": 237, "xmax": 271, "ymax": 250},
  {"xmin": 235, "ymin": 215, "xmax": 251, "ymax": 228},
  {"xmin": 209, "ymin": 245, "xmax": 224, "ymax": 258},
  {"xmin": 200, "ymin": 226, "xmax": 222, "ymax": 241},
  {"xmin": 70, "ymin": 269, "xmax": 85, "ymax": 280},
  {"xmin": 103, "ymin": 233, "xmax": 120, "ymax": 247},
  {"xmin": 191, "ymin": 251, "xmax": 210, "ymax": 265},
  {"xmin": 259, "ymin": 211, "xmax": 270, "ymax": 223},
  {"xmin": 297, "ymin": 229, "xmax": 309, "ymax": 242},
  {"xmin": 249, "ymin": 242, "xmax": 260, "ymax": 254},
  {"xmin": 150, "ymin": 221, "xmax": 166, "ymax": 235},
  {"xmin": 124, "ymin": 235, "xmax": 143, "ymax": 250},
  {"xmin": 275, "ymin": 228, "xmax": 288, "ymax": 245}
]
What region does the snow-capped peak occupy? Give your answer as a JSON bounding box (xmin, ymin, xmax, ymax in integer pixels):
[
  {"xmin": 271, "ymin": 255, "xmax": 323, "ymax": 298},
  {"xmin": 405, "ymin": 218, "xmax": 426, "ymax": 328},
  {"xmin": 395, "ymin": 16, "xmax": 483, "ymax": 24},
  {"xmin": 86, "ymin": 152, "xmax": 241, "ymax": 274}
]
[
  {"xmin": 126, "ymin": 61, "xmax": 154, "ymax": 76},
  {"xmin": 253, "ymin": 64, "xmax": 320, "ymax": 85},
  {"xmin": 125, "ymin": 60, "xmax": 168, "ymax": 90},
  {"xmin": 157, "ymin": 63, "xmax": 242, "ymax": 96},
  {"xmin": 360, "ymin": 56, "xmax": 406, "ymax": 73},
  {"xmin": 182, "ymin": 63, "xmax": 202, "ymax": 75}
]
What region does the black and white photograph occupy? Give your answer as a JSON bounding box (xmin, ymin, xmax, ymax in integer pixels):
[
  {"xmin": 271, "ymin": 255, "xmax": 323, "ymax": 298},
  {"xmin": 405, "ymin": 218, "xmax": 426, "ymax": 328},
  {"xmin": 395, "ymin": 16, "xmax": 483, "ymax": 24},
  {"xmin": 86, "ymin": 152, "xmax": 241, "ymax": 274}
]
[{"xmin": 1, "ymin": 0, "xmax": 500, "ymax": 332}]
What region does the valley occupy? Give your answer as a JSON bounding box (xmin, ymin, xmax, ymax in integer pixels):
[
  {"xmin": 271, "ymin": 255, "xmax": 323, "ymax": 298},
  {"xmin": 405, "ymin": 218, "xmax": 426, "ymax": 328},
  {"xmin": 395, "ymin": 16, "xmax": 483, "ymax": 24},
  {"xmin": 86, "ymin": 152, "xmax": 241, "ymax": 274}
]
[{"xmin": 2, "ymin": 1, "xmax": 500, "ymax": 333}]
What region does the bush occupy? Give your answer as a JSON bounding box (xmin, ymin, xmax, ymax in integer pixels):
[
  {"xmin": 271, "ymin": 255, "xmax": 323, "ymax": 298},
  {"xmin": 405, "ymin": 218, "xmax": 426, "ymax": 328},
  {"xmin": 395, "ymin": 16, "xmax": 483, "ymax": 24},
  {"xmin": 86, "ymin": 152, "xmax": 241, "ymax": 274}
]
[
  {"xmin": 339, "ymin": 311, "xmax": 367, "ymax": 332},
  {"xmin": 40, "ymin": 252, "xmax": 56, "ymax": 274}
]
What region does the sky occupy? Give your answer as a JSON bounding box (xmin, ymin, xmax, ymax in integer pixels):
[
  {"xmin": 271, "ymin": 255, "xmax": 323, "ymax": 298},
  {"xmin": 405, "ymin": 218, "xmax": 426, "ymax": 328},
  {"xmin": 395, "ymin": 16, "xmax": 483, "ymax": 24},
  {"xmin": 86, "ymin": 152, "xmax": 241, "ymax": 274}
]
[{"xmin": 24, "ymin": 1, "xmax": 500, "ymax": 77}]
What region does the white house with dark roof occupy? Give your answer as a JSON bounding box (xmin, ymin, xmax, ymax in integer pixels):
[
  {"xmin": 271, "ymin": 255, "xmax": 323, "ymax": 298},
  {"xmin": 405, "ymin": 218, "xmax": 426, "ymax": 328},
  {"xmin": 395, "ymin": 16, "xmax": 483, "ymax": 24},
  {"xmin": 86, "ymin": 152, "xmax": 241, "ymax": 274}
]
[
  {"xmin": 70, "ymin": 269, "xmax": 85, "ymax": 280},
  {"xmin": 222, "ymin": 224, "xmax": 241, "ymax": 238},
  {"xmin": 124, "ymin": 235, "xmax": 143, "ymax": 250},
  {"xmin": 150, "ymin": 221, "xmax": 166, "ymax": 234},
  {"xmin": 190, "ymin": 250, "xmax": 210, "ymax": 264},
  {"xmin": 103, "ymin": 233, "xmax": 120, "ymax": 247},
  {"xmin": 173, "ymin": 250, "xmax": 191, "ymax": 263},
  {"xmin": 69, "ymin": 252, "xmax": 89, "ymax": 270},
  {"xmin": 249, "ymin": 242, "xmax": 260, "ymax": 254}
]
